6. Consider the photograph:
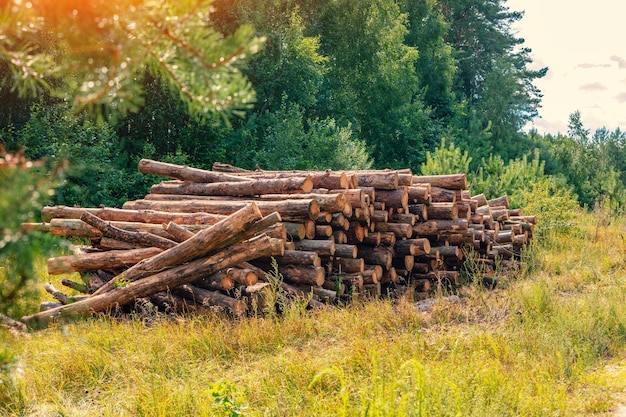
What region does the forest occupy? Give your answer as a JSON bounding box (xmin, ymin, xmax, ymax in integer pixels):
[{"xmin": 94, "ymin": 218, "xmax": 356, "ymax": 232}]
[{"xmin": 1, "ymin": 0, "xmax": 624, "ymax": 213}]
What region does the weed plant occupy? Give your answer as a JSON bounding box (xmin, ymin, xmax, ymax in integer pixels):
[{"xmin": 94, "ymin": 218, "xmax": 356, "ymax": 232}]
[{"xmin": 2, "ymin": 211, "xmax": 626, "ymax": 416}]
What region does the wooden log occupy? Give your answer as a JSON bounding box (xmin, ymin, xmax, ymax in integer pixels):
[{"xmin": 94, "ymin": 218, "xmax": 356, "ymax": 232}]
[
  {"xmin": 164, "ymin": 221, "xmax": 195, "ymax": 242},
  {"xmin": 412, "ymin": 262, "xmax": 431, "ymax": 274},
  {"xmin": 374, "ymin": 187, "xmax": 408, "ymax": 209},
  {"xmin": 407, "ymin": 185, "xmax": 430, "ymax": 204},
  {"xmin": 345, "ymin": 222, "xmax": 366, "ymax": 244},
  {"xmin": 392, "ymin": 255, "xmax": 414, "ymax": 272},
  {"xmin": 257, "ymin": 193, "xmax": 346, "ymax": 213},
  {"xmin": 331, "ymin": 212, "xmax": 349, "ymax": 231},
  {"xmin": 412, "ymin": 174, "xmax": 467, "ymax": 190},
  {"xmin": 378, "ymin": 231, "xmax": 397, "ymax": 246},
  {"xmin": 393, "ymin": 238, "xmax": 431, "ymax": 256},
  {"xmin": 275, "ymin": 250, "xmax": 322, "ymax": 267},
  {"xmin": 412, "ymin": 219, "xmax": 468, "ymax": 236},
  {"xmin": 373, "ymin": 222, "xmax": 412, "ymax": 239},
  {"xmin": 488, "ymin": 195, "xmax": 510, "ymax": 209},
  {"xmin": 123, "ymin": 198, "xmax": 320, "ymax": 221},
  {"xmin": 407, "ymin": 204, "xmax": 428, "ymax": 221},
  {"xmin": 341, "ymin": 273, "xmax": 364, "ymax": 290},
  {"xmin": 315, "ymin": 225, "xmax": 334, "ymax": 238},
  {"xmin": 284, "ymin": 222, "xmax": 306, "ymax": 240},
  {"xmin": 334, "ymin": 244, "xmax": 358, "ymax": 259},
  {"xmin": 21, "ymin": 234, "xmax": 275, "ymax": 327},
  {"xmin": 139, "ymin": 159, "xmax": 252, "ymax": 183},
  {"xmin": 279, "ymin": 265, "xmax": 325, "ymax": 286},
  {"xmin": 80, "ymin": 212, "xmax": 177, "ymax": 250},
  {"xmin": 227, "ymin": 267, "xmax": 258, "ymax": 286},
  {"xmin": 431, "ymin": 245, "xmax": 461, "ymax": 258},
  {"xmin": 358, "ymin": 246, "xmax": 393, "ymax": 270},
  {"xmin": 91, "ymin": 205, "xmax": 273, "ymax": 295},
  {"xmin": 349, "ymin": 171, "xmax": 399, "ymax": 190},
  {"xmin": 47, "ymin": 247, "xmax": 163, "ymax": 275},
  {"xmin": 293, "ymin": 238, "xmax": 335, "ymax": 257},
  {"xmin": 332, "ymin": 257, "xmax": 365, "ymax": 273},
  {"xmin": 330, "ymin": 189, "xmax": 366, "ymax": 208},
  {"xmin": 471, "ymin": 193, "xmax": 489, "ymax": 207},
  {"xmin": 456, "ymin": 202, "xmax": 472, "ymax": 220},
  {"xmin": 426, "ymin": 202, "xmax": 458, "ymax": 220},
  {"xmin": 509, "ymin": 215, "xmax": 537, "ymax": 224},
  {"xmin": 429, "ymin": 186, "xmax": 457, "ymax": 203},
  {"xmin": 362, "ymin": 232, "xmax": 381, "ymax": 246},
  {"xmin": 174, "ymin": 284, "xmax": 247, "ymax": 315},
  {"xmin": 333, "ymin": 230, "xmax": 347, "ymax": 245},
  {"xmin": 372, "ymin": 210, "xmax": 389, "ymax": 223},
  {"xmin": 150, "ymin": 177, "xmax": 313, "ymax": 196},
  {"xmin": 41, "ymin": 206, "xmax": 228, "ymax": 225},
  {"xmin": 211, "ymin": 165, "xmax": 350, "ymax": 190},
  {"xmin": 379, "ymin": 267, "xmax": 398, "ymax": 284},
  {"xmin": 491, "ymin": 208, "xmax": 510, "ymax": 222},
  {"xmin": 194, "ymin": 270, "xmax": 235, "ymax": 291},
  {"xmin": 389, "ymin": 213, "xmax": 416, "ymax": 225}
]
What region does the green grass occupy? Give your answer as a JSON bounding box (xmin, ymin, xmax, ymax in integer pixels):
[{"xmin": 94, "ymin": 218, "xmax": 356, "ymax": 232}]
[{"xmin": 2, "ymin": 211, "xmax": 626, "ymax": 416}]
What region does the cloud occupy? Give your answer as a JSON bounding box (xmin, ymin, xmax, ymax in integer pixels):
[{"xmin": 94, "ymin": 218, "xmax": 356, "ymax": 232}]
[
  {"xmin": 576, "ymin": 62, "xmax": 611, "ymax": 69},
  {"xmin": 616, "ymin": 92, "xmax": 626, "ymax": 103},
  {"xmin": 579, "ymin": 82, "xmax": 607, "ymax": 91},
  {"xmin": 610, "ymin": 55, "xmax": 626, "ymax": 69}
]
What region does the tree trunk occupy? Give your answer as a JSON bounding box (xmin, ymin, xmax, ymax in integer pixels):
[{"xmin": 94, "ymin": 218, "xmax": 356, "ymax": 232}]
[
  {"xmin": 123, "ymin": 198, "xmax": 320, "ymax": 221},
  {"xmin": 174, "ymin": 284, "xmax": 247, "ymax": 316},
  {"xmin": 150, "ymin": 177, "xmax": 313, "ymax": 197},
  {"xmin": 393, "ymin": 238, "xmax": 431, "ymax": 256},
  {"xmin": 21, "ymin": 234, "xmax": 275, "ymax": 328},
  {"xmin": 41, "ymin": 206, "xmax": 227, "ymax": 225},
  {"xmin": 139, "ymin": 159, "xmax": 252, "ymax": 183},
  {"xmin": 279, "ymin": 265, "xmax": 326, "ymax": 286},
  {"xmin": 47, "ymin": 247, "xmax": 162, "ymax": 275},
  {"xmin": 412, "ymin": 174, "xmax": 467, "ymax": 190}
]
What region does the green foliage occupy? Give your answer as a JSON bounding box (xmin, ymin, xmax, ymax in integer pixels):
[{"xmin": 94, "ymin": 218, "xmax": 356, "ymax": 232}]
[
  {"xmin": 207, "ymin": 379, "xmax": 249, "ymax": 417},
  {"xmin": 0, "ymin": 148, "xmax": 62, "ymax": 318},
  {"xmin": 2, "ymin": 104, "xmax": 156, "ymax": 207},
  {"xmin": 420, "ymin": 137, "xmax": 472, "ymax": 175},
  {"xmin": 0, "ymin": 0, "xmax": 265, "ymax": 121}
]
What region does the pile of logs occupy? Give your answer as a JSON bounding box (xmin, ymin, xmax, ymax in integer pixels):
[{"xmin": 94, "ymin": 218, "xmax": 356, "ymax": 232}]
[{"xmin": 20, "ymin": 159, "xmax": 536, "ymax": 326}]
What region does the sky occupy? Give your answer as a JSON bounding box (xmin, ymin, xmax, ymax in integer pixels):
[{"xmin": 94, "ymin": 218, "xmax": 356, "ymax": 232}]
[{"xmin": 506, "ymin": 0, "xmax": 626, "ymax": 135}]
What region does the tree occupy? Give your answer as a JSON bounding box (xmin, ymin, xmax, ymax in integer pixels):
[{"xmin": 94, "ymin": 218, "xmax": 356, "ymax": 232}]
[{"xmin": 0, "ymin": 0, "xmax": 264, "ymax": 121}]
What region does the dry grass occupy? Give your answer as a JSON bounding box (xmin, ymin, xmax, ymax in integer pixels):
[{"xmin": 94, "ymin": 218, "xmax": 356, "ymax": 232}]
[{"xmin": 2, "ymin": 211, "xmax": 626, "ymax": 416}]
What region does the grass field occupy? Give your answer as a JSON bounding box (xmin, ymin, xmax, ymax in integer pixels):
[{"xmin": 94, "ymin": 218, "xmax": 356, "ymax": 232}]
[{"xmin": 2, "ymin": 210, "xmax": 626, "ymax": 416}]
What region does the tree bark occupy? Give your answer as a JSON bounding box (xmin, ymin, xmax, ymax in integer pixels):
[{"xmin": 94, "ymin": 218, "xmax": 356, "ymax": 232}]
[
  {"xmin": 150, "ymin": 177, "xmax": 313, "ymax": 196},
  {"xmin": 21, "ymin": 234, "xmax": 275, "ymax": 328},
  {"xmin": 139, "ymin": 159, "xmax": 252, "ymax": 183},
  {"xmin": 81, "ymin": 212, "xmax": 177, "ymax": 249},
  {"xmin": 412, "ymin": 174, "xmax": 467, "ymax": 190},
  {"xmin": 123, "ymin": 198, "xmax": 320, "ymax": 221},
  {"xmin": 41, "ymin": 206, "xmax": 227, "ymax": 225},
  {"xmin": 47, "ymin": 247, "xmax": 163, "ymax": 275}
]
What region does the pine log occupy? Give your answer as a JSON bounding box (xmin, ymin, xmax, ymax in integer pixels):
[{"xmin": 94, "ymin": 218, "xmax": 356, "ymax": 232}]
[
  {"xmin": 150, "ymin": 177, "xmax": 313, "ymax": 196},
  {"xmin": 349, "ymin": 171, "xmax": 399, "ymax": 190},
  {"xmin": 139, "ymin": 159, "xmax": 251, "ymax": 183},
  {"xmin": 293, "ymin": 238, "xmax": 335, "ymax": 257},
  {"xmin": 284, "ymin": 222, "xmax": 306, "ymax": 240},
  {"xmin": 429, "ymin": 187, "xmax": 457, "ymax": 203},
  {"xmin": 407, "ymin": 204, "xmax": 428, "ymax": 221},
  {"xmin": 389, "ymin": 213, "xmax": 416, "ymax": 225},
  {"xmin": 333, "ymin": 230, "xmax": 347, "ymax": 244},
  {"xmin": 41, "ymin": 206, "xmax": 228, "ymax": 225},
  {"xmin": 413, "ymin": 219, "xmax": 468, "ymax": 236},
  {"xmin": 21, "ymin": 234, "xmax": 275, "ymax": 327},
  {"xmin": 362, "ymin": 232, "xmax": 381, "ymax": 246},
  {"xmin": 412, "ymin": 174, "xmax": 467, "ymax": 190},
  {"xmin": 345, "ymin": 222, "xmax": 366, "ymax": 243},
  {"xmin": 358, "ymin": 246, "xmax": 393, "ymax": 270},
  {"xmin": 372, "ymin": 210, "xmax": 389, "ymax": 223},
  {"xmin": 471, "ymin": 193, "xmax": 489, "ymax": 207},
  {"xmin": 211, "ymin": 166, "xmax": 350, "ymax": 190},
  {"xmin": 164, "ymin": 221, "xmax": 195, "ymax": 242},
  {"xmin": 392, "ymin": 255, "xmax": 414, "ymax": 271},
  {"xmin": 47, "ymin": 247, "xmax": 162, "ymax": 275},
  {"xmin": 373, "ymin": 222, "xmax": 412, "ymax": 239},
  {"xmin": 374, "ymin": 187, "xmax": 408, "ymax": 209},
  {"xmin": 380, "ymin": 267, "xmax": 398, "ymax": 284},
  {"xmin": 332, "ymin": 257, "xmax": 365, "ymax": 273},
  {"xmin": 193, "ymin": 270, "xmax": 235, "ymax": 291},
  {"xmin": 91, "ymin": 205, "xmax": 273, "ymax": 295},
  {"xmin": 275, "ymin": 250, "xmax": 322, "ymax": 267},
  {"xmin": 334, "ymin": 244, "xmax": 358, "ymax": 259},
  {"xmin": 393, "ymin": 238, "xmax": 431, "ymax": 256},
  {"xmin": 81, "ymin": 212, "xmax": 177, "ymax": 250},
  {"xmin": 407, "ymin": 185, "xmax": 431, "ymax": 204},
  {"xmin": 315, "ymin": 225, "xmax": 334, "ymax": 238},
  {"xmin": 227, "ymin": 267, "xmax": 259, "ymax": 286},
  {"xmin": 123, "ymin": 198, "xmax": 320, "ymax": 221},
  {"xmin": 378, "ymin": 231, "xmax": 397, "ymax": 246},
  {"xmin": 488, "ymin": 195, "xmax": 510, "ymax": 209},
  {"xmin": 174, "ymin": 284, "xmax": 247, "ymax": 315},
  {"xmin": 279, "ymin": 265, "xmax": 326, "ymax": 286},
  {"xmin": 426, "ymin": 202, "xmax": 458, "ymax": 220},
  {"xmin": 256, "ymin": 193, "xmax": 346, "ymax": 213}
]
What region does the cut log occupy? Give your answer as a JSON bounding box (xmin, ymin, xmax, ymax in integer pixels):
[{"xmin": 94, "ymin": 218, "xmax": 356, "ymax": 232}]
[
  {"xmin": 21, "ymin": 234, "xmax": 275, "ymax": 327},
  {"xmin": 412, "ymin": 219, "xmax": 468, "ymax": 236},
  {"xmin": 47, "ymin": 247, "xmax": 162, "ymax": 275},
  {"xmin": 429, "ymin": 187, "xmax": 457, "ymax": 203},
  {"xmin": 393, "ymin": 238, "xmax": 431, "ymax": 256},
  {"xmin": 334, "ymin": 244, "xmax": 358, "ymax": 259},
  {"xmin": 174, "ymin": 284, "xmax": 247, "ymax": 315},
  {"xmin": 374, "ymin": 187, "xmax": 408, "ymax": 209},
  {"xmin": 358, "ymin": 246, "xmax": 393, "ymax": 270},
  {"xmin": 407, "ymin": 185, "xmax": 430, "ymax": 204},
  {"xmin": 123, "ymin": 198, "xmax": 320, "ymax": 221},
  {"xmin": 426, "ymin": 202, "xmax": 458, "ymax": 220},
  {"xmin": 378, "ymin": 231, "xmax": 397, "ymax": 246},
  {"xmin": 150, "ymin": 177, "xmax": 313, "ymax": 196},
  {"xmin": 488, "ymin": 195, "xmax": 509, "ymax": 209},
  {"xmin": 91, "ymin": 204, "xmax": 273, "ymax": 295},
  {"xmin": 332, "ymin": 257, "xmax": 365, "ymax": 273},
  {"xmin": 412, "ymin": 174, "xmax": 467, "ymax": 190},
  {"xmin": 41, "ymin": 206, "xmax": 228, "ymax": 225},
  {"xmin": 293, "ymin": 238, "xmax": 335, "ymax": 257},
  {"xmin": 139, "ymin": 159, "xmax": 251, "ymax": 183},
  {"xmin": 373, "ymin": 222, "xmax": 412, "ymax": 239},
  {"xmin": 471, "ymin": 193, "xmax": 489, "ymax": 207},
  {"xmin": 349, "ymin": 171, "xmax": 399, "ymax": 190},
  {"xmin": 315, "ymin": 225, "xmax": 333, "ymax": 238},
  {"xmin": 279, "ymin": 265, "xmax": 325, "ymax": 286},
  {"xmin": 284, "ymin": 222, "xmax": 306, "ymax": 240},
  {"xmin": 164, "ymin": 221, "xmax": 195, "ymax": 242},
  {"xmin": 80, "ymin": 212, "xmax": 177, "ymax": 250},
  {"xmin": 275, "ymin": 250, "xmax": 322, "ymax": 267}
]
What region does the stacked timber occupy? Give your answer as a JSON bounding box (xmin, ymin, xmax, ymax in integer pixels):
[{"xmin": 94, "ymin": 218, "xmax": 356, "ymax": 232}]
[{"xmin": 22, "ymin": 159, "xmax": 536, "ymax": 325}]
